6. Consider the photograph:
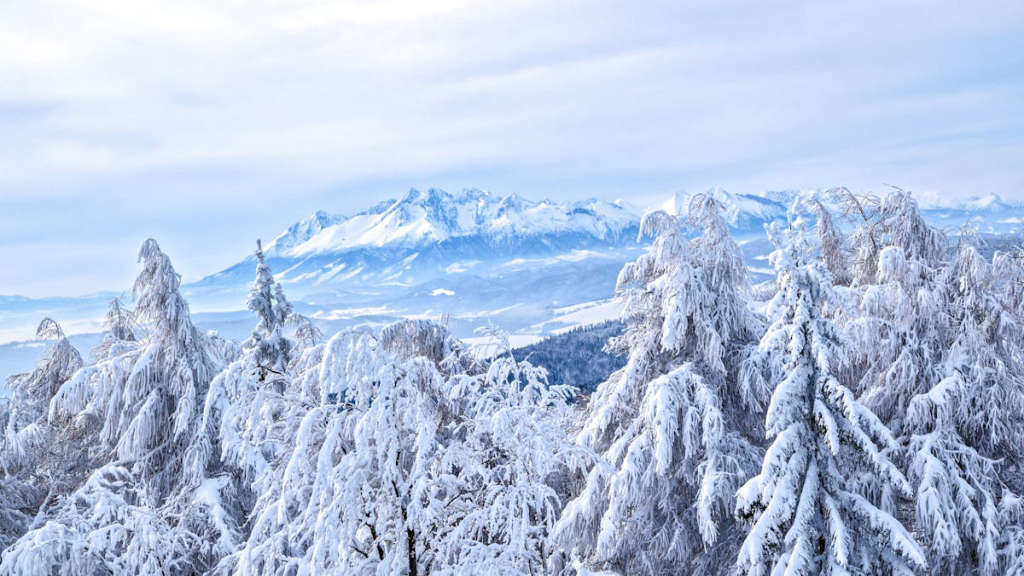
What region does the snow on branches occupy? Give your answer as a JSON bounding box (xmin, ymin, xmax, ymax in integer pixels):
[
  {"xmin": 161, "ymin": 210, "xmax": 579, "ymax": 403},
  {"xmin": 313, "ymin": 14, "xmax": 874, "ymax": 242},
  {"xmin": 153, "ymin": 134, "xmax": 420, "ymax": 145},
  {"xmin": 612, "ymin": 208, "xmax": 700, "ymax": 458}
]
[
  {"xmin": 556, "ymin": 194, "xmax": 762, "ymax": 575},
  {"xmin": 735, "ymin": 208, "xmax": 925, "ymax": 576}
]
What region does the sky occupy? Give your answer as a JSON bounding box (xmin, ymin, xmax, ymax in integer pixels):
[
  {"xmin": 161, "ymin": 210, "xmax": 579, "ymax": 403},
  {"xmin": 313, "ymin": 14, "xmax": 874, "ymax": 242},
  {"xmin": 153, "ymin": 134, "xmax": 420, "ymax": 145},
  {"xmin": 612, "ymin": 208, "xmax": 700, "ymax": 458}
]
[{"xmin": 1, "ymin": 0, "xmax": 1023, "ymax": 297}]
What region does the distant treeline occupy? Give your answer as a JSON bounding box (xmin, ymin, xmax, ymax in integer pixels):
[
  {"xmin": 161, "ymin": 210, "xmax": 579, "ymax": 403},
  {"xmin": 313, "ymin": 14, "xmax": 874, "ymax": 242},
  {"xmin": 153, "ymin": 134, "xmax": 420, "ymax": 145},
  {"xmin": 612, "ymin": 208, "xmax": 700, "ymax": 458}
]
[{"xmin": 512, "ymin": 320, "xmax": 626, "ymax": 393}]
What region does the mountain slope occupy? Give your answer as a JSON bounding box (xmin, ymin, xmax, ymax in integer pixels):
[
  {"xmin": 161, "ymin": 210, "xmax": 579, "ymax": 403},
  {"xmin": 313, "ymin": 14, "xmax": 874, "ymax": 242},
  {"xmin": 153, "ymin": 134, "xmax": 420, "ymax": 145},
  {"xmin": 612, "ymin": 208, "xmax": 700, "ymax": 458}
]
[
  {"xmin": 265, "ymin": 188, "xmax": 638, "ymax": 258},
  {"xmin": 189, "ymin": 189, "xmax": 644, "ymax": 309}
]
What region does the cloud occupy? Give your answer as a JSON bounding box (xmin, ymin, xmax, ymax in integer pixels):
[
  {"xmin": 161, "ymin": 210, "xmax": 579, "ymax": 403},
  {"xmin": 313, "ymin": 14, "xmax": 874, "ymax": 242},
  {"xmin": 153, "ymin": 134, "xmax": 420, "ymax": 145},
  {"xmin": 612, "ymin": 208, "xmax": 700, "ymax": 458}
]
[{"xmin": 0, "ymin": 0, "xmax": 1023, "ymax": 294}]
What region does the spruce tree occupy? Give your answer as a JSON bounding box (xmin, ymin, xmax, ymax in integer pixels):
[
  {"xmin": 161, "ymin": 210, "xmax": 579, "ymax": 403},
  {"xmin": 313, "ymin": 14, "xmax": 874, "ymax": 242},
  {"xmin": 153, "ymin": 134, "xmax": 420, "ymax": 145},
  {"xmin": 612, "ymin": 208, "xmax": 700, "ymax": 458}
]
[
  {"xmin": 735, "ymin": 210, "xmax": 924, "ymax": 576},
  {"xmin": 199, "ymin": 239, "xmax": 305, "ymax": 570},
  {"xmin": 555, "ymin": 194, "xmax": 762, "ymax": 574}
]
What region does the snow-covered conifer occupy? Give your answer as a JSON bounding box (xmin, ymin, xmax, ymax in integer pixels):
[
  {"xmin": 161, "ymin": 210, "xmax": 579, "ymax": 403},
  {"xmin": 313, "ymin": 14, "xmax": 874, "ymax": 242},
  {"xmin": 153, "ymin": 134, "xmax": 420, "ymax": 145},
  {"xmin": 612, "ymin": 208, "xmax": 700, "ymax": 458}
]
[
  {"xmin": 198, "ymin": 240, "xmax": 305, "ymax": 562},
  {"xmin": 555, "ymin": 193, "xmax": 762, "ymax": 574},
  {"xmin": 735, "ymin": 210, "xmax": 924, "ymax": 576},
  {"xmin": 222, "ymin": 321, "xmax": 582, "ymax": 576},
  {"xmin": 1, "ymin": 239, "xmax": 228, "ymax": 574},
  {"xmin": 901, "ymin": 234, "xmax": 1024, "ymax": 574},
  {"xmin": 814, "ymin": 197, "xmax": 850, "ymax": 286},
  {"xmin": 0, "ymin": 319, "xmax": 83, "ymax": 548},
  {"xmin": 246, "ymin": 240, "xmax": 293, "ymax": 383}
]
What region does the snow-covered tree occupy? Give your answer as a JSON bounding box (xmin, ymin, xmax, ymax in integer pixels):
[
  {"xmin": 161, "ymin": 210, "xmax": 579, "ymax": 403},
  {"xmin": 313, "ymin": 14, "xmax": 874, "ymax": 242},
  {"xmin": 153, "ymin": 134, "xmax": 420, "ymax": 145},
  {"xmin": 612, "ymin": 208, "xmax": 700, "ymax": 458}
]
[
  {"xmin": 992, "ymin": 240, "xmax": 1024, "ymax": 324},
  {"xmin": 1, "ymin": 239, "xmax": 229, "ymax": 574},
  {"xmin": 328, "ymin": 348, "xmax": 457, "ymax": 576},
  {"xmin": 218, "ymin": 327, "xmax": 382, "ymax": 576},
  {"xmin": 0, "ymin": 465, "xmax": 201, "ymax": 576},
  {"xmin": 827, "ymin": 187, "xmax": 883, "ymax": 286},
  {"xmin": 775, "ymin": 194, "xmax": 1024, "ymax": 575},
  {"xmin": 86, "ymin": 299, "xmax": 138, "ymax": 366},
  {"xmin": 3, "ymin": 319, "xmax": 82, "ymax": 474},
  {"xmin": 428, "ymin": 331, "xmax": 588, "ymax": 575},
  {"xmin": 836, "ymin": 187, "xmax": 945, "ymax": 286},
  {"xmin": 0, "ymin": 319, "xmax": 83, "ymax": 548},
  {"xmin": 735, "ymin": 210, "xmax": 924, "ymax": 576},
  {"xmin": 222, "ymin": 321, "xmax": 582, "ymax": 576},
  {"xmin": 849, "ymin": 246, "xmax": 947, "ymax": 428},
  {"xmin": 813, "ymin": 197, "xmax": 851, "ymax": 287},
  {"xmin": 555, "ymin": 193, "xmax": 763, "ymax": 574},
  {"xmin": 209, "ymin": 240, "xmax": 298, "ymax": 480},
  {"xmin": 105, "ymin": 298, "xmax": 136, "ymax": 343},
  {"xmin": 245, "ymin": 240, "xmax": 293, "ymax": 383},
  {"xmin": 831, "ymin": 188, "xmax": 948, "ymax": 423},
  {"xmin": 901, "ymin": 234, "xmax": 1024, "ymax": 574},
  {"xmin": 196, "ymin": 240, "xmax": 305, "ymax": 563},
  {"xmin": 879, "ymin": 189, "xmax": 946, "ymax": 268}
]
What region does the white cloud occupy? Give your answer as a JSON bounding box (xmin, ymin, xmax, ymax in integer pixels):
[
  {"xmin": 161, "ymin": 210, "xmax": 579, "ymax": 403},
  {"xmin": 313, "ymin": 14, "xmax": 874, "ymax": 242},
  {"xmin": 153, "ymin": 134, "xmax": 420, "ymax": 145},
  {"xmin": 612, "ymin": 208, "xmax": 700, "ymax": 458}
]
[{"xmin": 0, "ymin": 0, "xmax": 1023, "ymax": 294}]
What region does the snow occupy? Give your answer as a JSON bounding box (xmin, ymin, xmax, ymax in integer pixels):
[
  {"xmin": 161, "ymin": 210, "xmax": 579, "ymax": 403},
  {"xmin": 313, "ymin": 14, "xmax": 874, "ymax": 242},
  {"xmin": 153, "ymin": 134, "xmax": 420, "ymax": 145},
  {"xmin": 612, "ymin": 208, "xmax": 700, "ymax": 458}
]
[
  {"xmin": 269, "ymin": 188, "xmax": 640, "ymax": 258},
  {"xmin": 194, "ymin": 476, "xmax": 224, "ymax": 508},
  {"xmin": 314, "ymin": 264, "xmax": 362, "ymax": 285},
  {"xmin": 265, "ymin": 210, "xmax": 345, "ymax": 254},
  {"xmin": 501, "ymin": 249, "xmax": 611, "ymax": 270},
  {"xmin": 547, "ymin": 301, "xmax": 622, "ymax": 333},
  {"xmin": 445, "ymin": 260, "xmax": 481, "ymax": 273},
  {"xmin": 311, "ymin": 305, "xmax": 394, "ymax": 320},
  {"xmin": 530, "ymin": 298, "xmax": 623, "ymax": 334},
  {"xmin": 5, "ymin": 187, "xmax": 1024, "ymax": 575}
]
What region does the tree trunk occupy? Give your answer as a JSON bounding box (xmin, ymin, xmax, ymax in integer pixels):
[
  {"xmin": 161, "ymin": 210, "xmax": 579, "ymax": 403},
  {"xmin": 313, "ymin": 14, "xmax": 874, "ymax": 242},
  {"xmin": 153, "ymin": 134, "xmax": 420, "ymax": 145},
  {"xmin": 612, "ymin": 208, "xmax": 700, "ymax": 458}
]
[{"xmin": 406, "ymin": 525, "xmax": 418, "ymax": 576}]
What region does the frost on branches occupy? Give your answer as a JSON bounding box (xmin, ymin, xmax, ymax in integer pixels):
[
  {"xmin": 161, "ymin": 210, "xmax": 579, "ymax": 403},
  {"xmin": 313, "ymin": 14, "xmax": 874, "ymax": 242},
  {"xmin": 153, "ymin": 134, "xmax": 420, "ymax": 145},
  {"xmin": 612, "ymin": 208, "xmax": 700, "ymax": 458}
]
[
  {"xmin": 844, "ymin": 191, "xmax": 949, "ymax": 430},
  {"xmin": 735, "ymin": 208, "xmax": 924, "ymax": 576},
  {"xmin": 832, "ymin": 187, "xmax": 946, "ymax": 287},
  {"xmin": 220, "ymin": 322, "xmax": 585, "ymax": 576},
  {"xmin": 555, "ymin": 194, "xmax": 762, "ymax": 575},
  {"xmin": 0, "ymin": 240, "xmax": 231, "ymax": 575},
  {"xmin": 832, "ymin": 190, "xmax": 1024, "ymax": 574},
  {"xmin": 901, "ymin": 233, "xmax": 1024, "ymax": 574},
  {"xmin": 0, "ymin": 319, "xmax": 83, "ymax": 549},
  {"xmin": 200, "ymin": 240, "xmax": 310, "ymax": 565}
]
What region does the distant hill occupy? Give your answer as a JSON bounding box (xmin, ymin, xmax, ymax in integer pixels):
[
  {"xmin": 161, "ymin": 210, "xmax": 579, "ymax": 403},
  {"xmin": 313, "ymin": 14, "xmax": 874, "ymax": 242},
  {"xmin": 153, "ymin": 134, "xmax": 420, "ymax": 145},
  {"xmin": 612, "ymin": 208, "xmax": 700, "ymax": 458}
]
[{"xmin": 512, "ymin": 320, "xmax": 626, "ymax": 393}]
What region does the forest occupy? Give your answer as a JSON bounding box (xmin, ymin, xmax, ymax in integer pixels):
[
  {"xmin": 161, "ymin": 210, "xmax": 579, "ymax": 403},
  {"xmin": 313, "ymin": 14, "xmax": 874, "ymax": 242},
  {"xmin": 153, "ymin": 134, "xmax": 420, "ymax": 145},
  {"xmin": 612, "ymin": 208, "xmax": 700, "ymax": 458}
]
[{"xmin": 2, "ymin": 188, "xmax": 1023, "ymax": 575}]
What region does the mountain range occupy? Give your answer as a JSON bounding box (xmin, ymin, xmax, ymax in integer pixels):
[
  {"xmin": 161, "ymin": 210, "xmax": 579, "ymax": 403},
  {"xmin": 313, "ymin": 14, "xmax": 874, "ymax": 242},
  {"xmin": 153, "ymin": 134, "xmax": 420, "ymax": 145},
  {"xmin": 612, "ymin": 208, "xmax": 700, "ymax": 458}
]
[
  {"xmin": 2, "ymin": 187, "xmax": 1022, "ymax": 379},
  {"xmin": 191, "ymin": 188, "xmax": 639, "ymax": 303}
]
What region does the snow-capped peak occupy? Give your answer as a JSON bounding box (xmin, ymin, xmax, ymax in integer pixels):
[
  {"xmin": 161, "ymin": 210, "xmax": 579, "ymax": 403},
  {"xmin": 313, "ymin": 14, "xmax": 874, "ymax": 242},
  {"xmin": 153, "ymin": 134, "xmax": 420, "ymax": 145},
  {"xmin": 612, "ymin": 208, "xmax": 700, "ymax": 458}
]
[
  {"xmin": 267, "ymin": 209, "xmax": 345, "ymax": 254},
  {"xmin": 267, "ymin": 188, "xmax": 640, "ymax": 258}
]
